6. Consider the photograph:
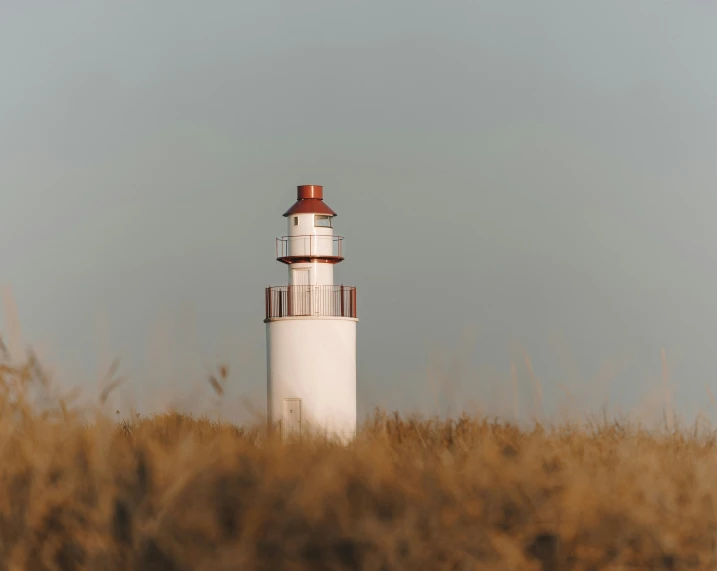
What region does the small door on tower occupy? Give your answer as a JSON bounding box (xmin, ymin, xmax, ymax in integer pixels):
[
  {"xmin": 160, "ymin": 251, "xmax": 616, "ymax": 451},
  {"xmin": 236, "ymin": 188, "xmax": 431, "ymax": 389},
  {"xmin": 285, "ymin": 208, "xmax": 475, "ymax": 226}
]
[
  {"xmin": 283, "ymin": 398, "xmax": 302, "ymax": 441},
  {"xmin": 291, "ymin": 268, "xmax": 311, "ymax": 316}
]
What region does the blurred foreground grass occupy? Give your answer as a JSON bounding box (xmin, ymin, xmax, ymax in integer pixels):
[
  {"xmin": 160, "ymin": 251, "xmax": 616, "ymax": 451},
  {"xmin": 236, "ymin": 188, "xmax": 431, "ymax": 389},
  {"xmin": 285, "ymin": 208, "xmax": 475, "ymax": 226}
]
[{"xmin": 0, "ymin": 351, "xmax": 715, "ymax": 570}]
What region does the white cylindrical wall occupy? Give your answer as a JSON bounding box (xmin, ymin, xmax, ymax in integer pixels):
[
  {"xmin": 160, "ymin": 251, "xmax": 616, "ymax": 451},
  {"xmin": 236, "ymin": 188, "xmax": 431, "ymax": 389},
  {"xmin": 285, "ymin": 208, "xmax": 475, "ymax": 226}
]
[
  {"xmin": 286, "ymin": 213, "xmax": 335, "ymax": 258},
  {"xmin": 287, "ymin": 212, "xmax": 333, "ymax": 237},
  {"xmin": 288, "ymin": 261, "xmax": 334, "ymax": 286},
  {"xmin": 266, "ymin": 316, "xmax": 357, "ymax": 441}
]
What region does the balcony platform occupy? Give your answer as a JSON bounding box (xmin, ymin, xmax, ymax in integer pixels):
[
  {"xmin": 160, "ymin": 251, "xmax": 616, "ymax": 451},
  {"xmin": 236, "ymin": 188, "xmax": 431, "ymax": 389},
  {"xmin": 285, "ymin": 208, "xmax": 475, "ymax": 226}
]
[
  {"xmin": 276, "ymin": 255, "xmax": 344, "ymax": 265},
  {"xmin": 276, "ymin": 235, "xmax": 344, "ymax": 265}
]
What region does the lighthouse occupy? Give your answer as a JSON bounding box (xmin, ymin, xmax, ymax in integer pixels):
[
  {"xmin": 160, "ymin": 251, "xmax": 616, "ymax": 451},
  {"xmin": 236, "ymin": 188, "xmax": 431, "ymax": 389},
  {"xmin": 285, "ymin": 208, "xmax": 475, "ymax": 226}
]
[{"xmin": 265, "ymin": 185, "xmax": 358, "ymax": 441}]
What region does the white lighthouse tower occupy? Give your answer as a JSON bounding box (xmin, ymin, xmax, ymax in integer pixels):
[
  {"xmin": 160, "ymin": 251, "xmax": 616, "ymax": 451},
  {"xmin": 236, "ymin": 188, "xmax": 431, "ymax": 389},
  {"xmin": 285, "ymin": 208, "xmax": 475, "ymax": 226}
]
[{"xmin": 265, "ymin": 185, "xmax": 357, "ymax": 442}]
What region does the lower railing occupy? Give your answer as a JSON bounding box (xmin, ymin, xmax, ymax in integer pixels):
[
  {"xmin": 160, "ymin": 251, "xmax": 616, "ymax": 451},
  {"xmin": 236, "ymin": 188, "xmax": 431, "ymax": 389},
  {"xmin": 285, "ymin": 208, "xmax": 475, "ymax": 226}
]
[{"xmin": 265, "ymin": 285, "xmax": 357, "ymax": 319}]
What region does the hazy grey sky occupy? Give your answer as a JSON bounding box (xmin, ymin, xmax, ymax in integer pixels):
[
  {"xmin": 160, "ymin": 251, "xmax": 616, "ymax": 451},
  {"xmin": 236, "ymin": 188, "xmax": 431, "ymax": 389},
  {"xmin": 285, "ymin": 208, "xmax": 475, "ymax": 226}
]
[{"xmin": 2, "ymin": 1, "xmax": 717, "ymax": 424}]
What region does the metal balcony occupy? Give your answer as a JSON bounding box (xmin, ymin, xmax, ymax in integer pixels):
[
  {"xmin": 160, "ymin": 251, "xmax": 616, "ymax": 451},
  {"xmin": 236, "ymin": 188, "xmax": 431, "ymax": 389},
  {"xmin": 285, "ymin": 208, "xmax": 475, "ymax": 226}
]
[
  {"xmin": 265, "ymin": 285, "xmax": 357, "ymax": 319},
  {"xmin": 276, "ymin": 235, "xmax": 344, "ymax": 265}
]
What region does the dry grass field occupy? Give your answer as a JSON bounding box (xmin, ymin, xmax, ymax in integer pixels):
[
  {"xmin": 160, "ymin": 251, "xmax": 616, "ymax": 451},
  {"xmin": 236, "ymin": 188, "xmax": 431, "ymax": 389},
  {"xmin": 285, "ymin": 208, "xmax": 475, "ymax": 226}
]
[{"xmin": 0, "ymin": 350, "xmax": 715, "ymax": 570}]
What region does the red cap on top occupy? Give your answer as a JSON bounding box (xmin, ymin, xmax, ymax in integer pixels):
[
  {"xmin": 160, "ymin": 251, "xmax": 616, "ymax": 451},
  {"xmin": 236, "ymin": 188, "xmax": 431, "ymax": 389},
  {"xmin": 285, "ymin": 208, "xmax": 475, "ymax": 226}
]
[
  {"xmin": 283, "ymin": 185, "xmax": 337, "ymax": 217},
  {"xmin": 297, "ymin": 185, "xmax": 323, "ymax": 200}
]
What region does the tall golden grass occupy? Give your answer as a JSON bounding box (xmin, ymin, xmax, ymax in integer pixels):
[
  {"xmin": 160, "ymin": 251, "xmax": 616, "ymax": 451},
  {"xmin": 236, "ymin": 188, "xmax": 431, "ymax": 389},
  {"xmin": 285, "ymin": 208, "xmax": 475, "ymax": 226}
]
[{"xmin": 0, "ymin": 348, "xmax": 715, "ymax": 570}]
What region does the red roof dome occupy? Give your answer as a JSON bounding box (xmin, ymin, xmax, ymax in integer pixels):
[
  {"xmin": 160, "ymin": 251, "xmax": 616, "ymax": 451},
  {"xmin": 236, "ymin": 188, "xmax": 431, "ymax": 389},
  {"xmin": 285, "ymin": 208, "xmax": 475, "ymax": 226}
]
[{"xmin": 283, "ymin": 185, "xmax": 337, "ymax": 217}]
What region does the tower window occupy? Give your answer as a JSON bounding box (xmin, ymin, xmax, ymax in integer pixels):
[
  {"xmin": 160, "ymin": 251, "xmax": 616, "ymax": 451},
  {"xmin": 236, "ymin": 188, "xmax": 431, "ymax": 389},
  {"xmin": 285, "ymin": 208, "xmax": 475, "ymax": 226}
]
[
  {"xmin": 314, "ymin": 215, "xmax": 332, "ymax": 228},
  {"xmin": 294, "ymin": 216, "xmax": 298, "ymax": 226}
]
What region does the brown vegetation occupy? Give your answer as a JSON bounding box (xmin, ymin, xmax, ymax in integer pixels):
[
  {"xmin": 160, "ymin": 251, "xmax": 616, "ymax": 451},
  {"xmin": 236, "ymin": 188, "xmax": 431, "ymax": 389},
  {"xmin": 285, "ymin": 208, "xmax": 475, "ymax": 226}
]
[{"xmin": 0, "ymin": 351, "xmax": 714, "ymax": 570}]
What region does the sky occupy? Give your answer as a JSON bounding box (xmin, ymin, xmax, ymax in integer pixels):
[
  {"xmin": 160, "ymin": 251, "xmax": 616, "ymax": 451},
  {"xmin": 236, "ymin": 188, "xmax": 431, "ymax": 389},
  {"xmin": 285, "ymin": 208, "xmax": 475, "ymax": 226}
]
[{"xmin": 2, "ymin": 1, "xmax": 717, "ymax": 426}]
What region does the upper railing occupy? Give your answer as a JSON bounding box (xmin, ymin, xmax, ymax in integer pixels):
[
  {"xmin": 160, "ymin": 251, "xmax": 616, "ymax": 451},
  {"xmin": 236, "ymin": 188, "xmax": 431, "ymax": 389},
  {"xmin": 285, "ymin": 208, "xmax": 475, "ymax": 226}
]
[
  {"xmin": 276, "ymin": 235, "xmax": 344, "ymax": 264},
  {"xmin": 265, "ymin": 285, "xmax": 357, "ymax": 319}
]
